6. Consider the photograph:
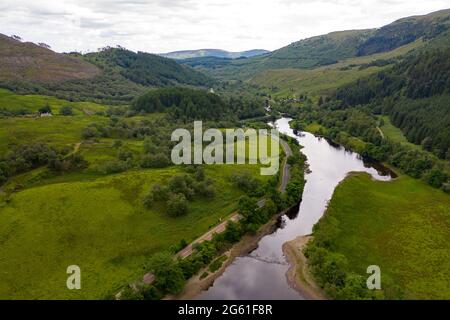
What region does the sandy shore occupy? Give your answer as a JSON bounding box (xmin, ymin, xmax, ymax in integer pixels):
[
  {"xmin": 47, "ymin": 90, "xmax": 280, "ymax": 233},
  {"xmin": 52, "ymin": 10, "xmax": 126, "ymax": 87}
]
[{"xmin": 282, "ymin": 235, "xmax": 327, "ymax": 300}]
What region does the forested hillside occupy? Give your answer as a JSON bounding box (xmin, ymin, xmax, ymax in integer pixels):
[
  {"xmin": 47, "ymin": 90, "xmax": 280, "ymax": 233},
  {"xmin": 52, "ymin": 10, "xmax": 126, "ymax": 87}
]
[
  {"xmin": 335, "ymin": 49, "xmax": 450, "ymax": 158},
  {"xmin": 0, "ymin": 39, "xmax": 212, "ymax": 104}
]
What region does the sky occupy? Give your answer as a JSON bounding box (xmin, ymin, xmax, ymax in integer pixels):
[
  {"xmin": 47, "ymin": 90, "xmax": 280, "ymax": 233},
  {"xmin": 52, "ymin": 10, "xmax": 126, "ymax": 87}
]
[{"xmin": 0, "ymin": 0, "xmax": 449, "ymax": 54}]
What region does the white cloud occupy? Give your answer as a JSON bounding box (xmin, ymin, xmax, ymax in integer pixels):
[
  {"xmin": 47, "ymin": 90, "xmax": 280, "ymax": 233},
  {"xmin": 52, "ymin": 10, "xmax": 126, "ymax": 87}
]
[{"xmin": 0, "ymin": 0, "xmax": 448, "ymax": 53}]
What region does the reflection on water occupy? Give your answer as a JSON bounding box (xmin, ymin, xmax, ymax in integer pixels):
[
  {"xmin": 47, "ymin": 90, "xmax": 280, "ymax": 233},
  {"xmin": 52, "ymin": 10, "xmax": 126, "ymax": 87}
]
[{"xmin": 198, "ymin": 118, "xmax": 394, "ymax": 300}]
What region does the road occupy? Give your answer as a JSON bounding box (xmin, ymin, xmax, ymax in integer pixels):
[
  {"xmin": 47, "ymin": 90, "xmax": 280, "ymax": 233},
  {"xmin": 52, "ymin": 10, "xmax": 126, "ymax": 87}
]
[{"xmin": 279, "ymin": 139, "xmax": 292, "ymax": 193}]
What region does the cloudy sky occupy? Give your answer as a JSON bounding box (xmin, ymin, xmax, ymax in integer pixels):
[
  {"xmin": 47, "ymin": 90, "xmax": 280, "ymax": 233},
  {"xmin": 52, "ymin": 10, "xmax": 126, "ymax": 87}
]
[{"xmin": 0, "ymin": 0, "xmax": 448, "ymax": 54}]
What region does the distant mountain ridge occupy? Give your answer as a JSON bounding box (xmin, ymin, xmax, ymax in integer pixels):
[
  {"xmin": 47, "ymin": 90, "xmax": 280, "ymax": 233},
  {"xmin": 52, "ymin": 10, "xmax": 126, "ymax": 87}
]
[
  {"xmin": 160, "ymin": 49, "xmax": 270, "ymax": 59},
  {"xmin": 183, "ymin": 9, "xmax": 450, "ymax": 80}
]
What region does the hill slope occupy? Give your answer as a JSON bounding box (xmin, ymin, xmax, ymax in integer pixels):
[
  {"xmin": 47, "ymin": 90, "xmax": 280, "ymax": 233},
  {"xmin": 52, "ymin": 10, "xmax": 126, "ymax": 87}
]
[
  {"xmin": 191, "ymin": 9, "xmax": 450, "ymax": 80},
  {"xmin": 0, "ymin": 37, "xmax": 212, "ymax": 104},
  {"xmin": 0, "ymin": 34, "xmax": 100, "ymax": 83},
  {"xmin": 160, "ymin": 48, "xmax": 269, "ymax": 59}
]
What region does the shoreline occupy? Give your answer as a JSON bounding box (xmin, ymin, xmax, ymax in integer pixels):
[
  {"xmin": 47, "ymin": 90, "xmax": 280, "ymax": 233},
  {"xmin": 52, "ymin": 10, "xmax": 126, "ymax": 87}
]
[
  {"xmin": 282, "ymin": 235, "xmax": 327, "ymax": 300},
  {"xmin": 167, "ymin": 206, "xmax": 294, "ymax": 300}
]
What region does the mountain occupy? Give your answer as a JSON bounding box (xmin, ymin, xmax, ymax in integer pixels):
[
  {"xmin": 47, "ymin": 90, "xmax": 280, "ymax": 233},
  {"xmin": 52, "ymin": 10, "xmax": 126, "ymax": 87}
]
[
  {"xmin": 0, "ymin": 34, "xmax": 100, "ymax": 83},
  {"xmin": 189, "ymin": 9, "xmax": 450, "ymax": 80},
  {"xmin": 0, "ymin": 36, "xmax": 212, "ymax": 103},
  {"xmin": 160, "ymin": 49, "xmax": 269, "ymax": 59}
]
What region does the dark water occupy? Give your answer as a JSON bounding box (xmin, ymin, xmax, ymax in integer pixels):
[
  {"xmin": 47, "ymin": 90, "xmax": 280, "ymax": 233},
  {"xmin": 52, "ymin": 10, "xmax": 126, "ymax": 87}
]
[{"xmin": 198, "ymin": 118, "xmax": 394, "ymax": 300}]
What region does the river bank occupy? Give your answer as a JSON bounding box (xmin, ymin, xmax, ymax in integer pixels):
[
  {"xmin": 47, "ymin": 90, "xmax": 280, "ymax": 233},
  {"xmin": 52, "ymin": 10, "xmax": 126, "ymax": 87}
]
[
  {"xmin": 282, "ymin": 235, "xmax": 327, "ymax": 300},
  {"xmin": 168, "ymin": 204, "xmax": 299, "ymax": 300}
]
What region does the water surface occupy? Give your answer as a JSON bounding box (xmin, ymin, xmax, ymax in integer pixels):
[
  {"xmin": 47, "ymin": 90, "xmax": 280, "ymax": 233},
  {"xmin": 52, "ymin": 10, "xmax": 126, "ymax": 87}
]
[{"xmin": 199, "ymin": 118, "xmax": 393, "ymax": 299}]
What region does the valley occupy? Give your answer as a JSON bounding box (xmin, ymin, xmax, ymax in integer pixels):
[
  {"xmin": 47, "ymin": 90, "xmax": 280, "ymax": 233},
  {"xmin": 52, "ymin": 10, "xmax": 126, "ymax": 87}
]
[{"xmin": 0, "ymin": 7, "xmax": 449, "ymax": 301}]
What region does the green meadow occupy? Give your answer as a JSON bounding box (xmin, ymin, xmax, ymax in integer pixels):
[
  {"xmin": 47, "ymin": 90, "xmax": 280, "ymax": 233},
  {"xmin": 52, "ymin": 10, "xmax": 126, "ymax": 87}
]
[
  {"xmin": 0, "ymin": 164, "xmax": 270, "ymax": 299},
  {"xmin": 0, "ymin": 88, "xmax": 108, "ymax": 115},
  {"xmin": 313, "ymin": 173, "xmax": 450, "ymax": 299}
]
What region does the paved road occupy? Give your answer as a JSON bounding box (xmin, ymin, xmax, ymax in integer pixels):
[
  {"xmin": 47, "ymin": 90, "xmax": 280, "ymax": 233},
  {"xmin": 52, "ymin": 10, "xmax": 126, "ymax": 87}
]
[{"xmin": 279, "ymin": 139, "xmax": 292, "ymax": 193}]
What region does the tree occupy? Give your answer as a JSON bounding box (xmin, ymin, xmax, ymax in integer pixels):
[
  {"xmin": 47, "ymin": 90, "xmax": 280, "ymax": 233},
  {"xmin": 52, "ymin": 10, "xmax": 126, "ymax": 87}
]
[
  {"xmin": 223, "ymin": 221, "xmax": 243, "ymax": 243},
  {"xmin": 60, "ymin": 106, "xmax": 74, "ymax": 116},
  {"xmin": 147, "ymin": 252, "xmax": 185, "ymax": 295},
  {"xmin": 39, "ymin": 104, "xmax": 52, "ymax": 114},
  {"xmin": 237, "ymin": 195, "xmax": 257, "ymax": 217},
  {"xmin": 166, "ymin": 193, "xmax": 189, "ymax": 217}
]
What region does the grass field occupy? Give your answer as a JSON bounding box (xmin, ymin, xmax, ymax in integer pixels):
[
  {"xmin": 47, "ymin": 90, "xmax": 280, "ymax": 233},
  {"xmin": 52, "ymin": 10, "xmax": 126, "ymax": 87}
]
[
  {"xmin": 313, "ymin": 173, "xmax": 450, "ymax": 299},
  {"xmin": 249, "ymin": 39, "xmax": 424, "ymax": 98},
  {"xmin": 0, "ymin": 164, "xmax": 270, "ymax": 299},
  {"xmin": 379, "ymin": 116, "xmax": 421, "ymax": 150},
  {"xmin": 0, "ymin": 88, "xmax": 108, "ymax": 115}
]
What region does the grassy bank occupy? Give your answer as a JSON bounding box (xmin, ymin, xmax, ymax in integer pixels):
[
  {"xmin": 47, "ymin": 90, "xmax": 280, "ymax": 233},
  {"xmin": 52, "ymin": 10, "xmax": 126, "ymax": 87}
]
[{"xmin": 306, "ymin": 173, "xmax": 450, "ymax": 299}]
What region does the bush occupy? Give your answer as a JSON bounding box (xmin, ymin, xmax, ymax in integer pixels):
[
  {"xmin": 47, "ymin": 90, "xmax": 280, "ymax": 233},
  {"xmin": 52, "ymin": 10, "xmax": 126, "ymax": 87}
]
[
  {"xmin": 152, "ymin": 184, "xmax": 169, "ymax": 201},
  {"xmin": 142, "ymin": 190, "xmax": 154, "ymax": 208},
  {"xmin": 117, "ymin": 147, "xmax": 133, "ymax": 161},
  {"xmin": 231, "ymin": 172, "xmax": 259, "ymax": 193},
  {"xmin": 168, "ymin": 174, "xmax": 195, "ymax": 199},
  {"xmin": 166, "ymin": 193, "xmax": 189, "ymax": 217},
  {"xmin": 60, "ymin": 105, "xmax": 74, "ymax": 116},
  {"xmin": 38, "ymin": 104, "xmax": 52, "ymax": 114},
  {"xmin": 140, "ymin": 153, "xmax": 170, "ymax": 168},
  {"xmin": 82, "ymin": 126, "xmax": 100, "ymax": 139},
  {"xmin": 193, "ymin": 181, "xmax": 216, "ymax": 198},
  {"xmin": 101, "ymin": 160, "xmax": 128, "ymax": 174}
]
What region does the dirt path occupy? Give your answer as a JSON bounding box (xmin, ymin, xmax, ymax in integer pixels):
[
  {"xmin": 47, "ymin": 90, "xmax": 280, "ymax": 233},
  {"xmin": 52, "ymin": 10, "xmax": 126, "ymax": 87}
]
[{"xmin": 283, "ymin": 235, "xmax": 327, "ymax": 300}]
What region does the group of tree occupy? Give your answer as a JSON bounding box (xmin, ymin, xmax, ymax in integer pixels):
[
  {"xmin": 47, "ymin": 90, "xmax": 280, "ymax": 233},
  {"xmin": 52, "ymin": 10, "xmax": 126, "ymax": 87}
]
[
  {"xmin": 131, "ymin": 87, "xmax": 266, "ymax": 121},
  {"xmin": 0, "ymin": 143, "xmax": 88, "ymax": 185},
  {"xmin": 141, "ymin": 167, "xmax": 215, "ymax": 217}
]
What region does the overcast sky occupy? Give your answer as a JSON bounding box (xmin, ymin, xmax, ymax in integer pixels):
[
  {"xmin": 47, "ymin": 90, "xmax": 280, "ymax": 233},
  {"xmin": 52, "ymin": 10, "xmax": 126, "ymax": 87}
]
[{"xmin": 0, "ymin": 0, "xmax": 448, "ymax": 54}]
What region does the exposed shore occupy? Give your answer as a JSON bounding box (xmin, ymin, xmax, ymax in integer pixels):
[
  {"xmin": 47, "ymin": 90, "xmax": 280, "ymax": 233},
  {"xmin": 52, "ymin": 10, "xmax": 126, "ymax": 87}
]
[{"xmin": 282, "ymin": 235, "xmax": 327, "ymax": 300}]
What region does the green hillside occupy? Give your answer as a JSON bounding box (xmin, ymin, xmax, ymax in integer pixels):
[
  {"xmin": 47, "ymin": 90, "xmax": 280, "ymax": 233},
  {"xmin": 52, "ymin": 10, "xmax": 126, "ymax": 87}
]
[
  {"xmin": 0, "ymin": 36, "xmax": 212, "ymax": 104},
  {"xmin": 185, "ymin": 9, "xmax": 450, "ymax": 80},
  {"xmin": 306, "ymin": 173, "xmax": 450, "ymax": 299}
]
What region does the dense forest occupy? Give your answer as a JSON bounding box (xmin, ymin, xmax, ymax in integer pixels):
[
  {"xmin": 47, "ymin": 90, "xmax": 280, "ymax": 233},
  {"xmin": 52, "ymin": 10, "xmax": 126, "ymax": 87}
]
[{"xmin": 132, "ymin": 87, "xmax": 265, "ymax": 121}]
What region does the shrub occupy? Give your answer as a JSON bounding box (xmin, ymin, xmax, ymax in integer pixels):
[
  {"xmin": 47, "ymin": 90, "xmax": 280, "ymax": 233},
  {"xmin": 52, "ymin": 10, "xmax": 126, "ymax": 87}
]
[
  {"xmin": 140, "ymin": 153, "xmax": 170, "ymax": 168},
  {"xmin": 166, "ymin": 193, "xmax": 189, "ymax": 217},
  {"xmin": 142, "ymin": 190, "xmax": 154, "ymax": 208},
  {"xmin": 101, "ymin": 160, "xmax": 128, "ymax": 174},
  {"xmin": 60, "ymin": 105, "xmax": 74, "ymax": 116},
  {"xmin": 38, "ymin": 104, "xmax": 52, "ymax": 114},
  {"xmin": 117, "ymin": 147, "xmax": 133, "ymax": 161},
  {"xmin": 152, "ymin": 184, "xmax": 169, "ymax": 201}
]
